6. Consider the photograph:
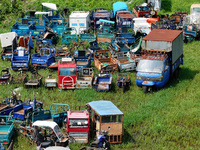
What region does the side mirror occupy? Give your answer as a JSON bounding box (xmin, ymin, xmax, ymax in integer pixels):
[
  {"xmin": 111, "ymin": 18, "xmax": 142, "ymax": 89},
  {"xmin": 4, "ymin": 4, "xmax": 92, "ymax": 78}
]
[{"xmin": 164, "ymin": 66, "xmax": 169, "ymax": 71}]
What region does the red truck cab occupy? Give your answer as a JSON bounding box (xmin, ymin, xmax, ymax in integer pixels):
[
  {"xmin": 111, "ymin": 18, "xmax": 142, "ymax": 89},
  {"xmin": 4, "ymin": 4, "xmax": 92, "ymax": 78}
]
[
  {"xmin": 66, "ymin": 110, "xmax": 90, "ymax": 143},
  {"xmin": 58, "ymin": 58, "xmax": 77, "ymax": 89}
]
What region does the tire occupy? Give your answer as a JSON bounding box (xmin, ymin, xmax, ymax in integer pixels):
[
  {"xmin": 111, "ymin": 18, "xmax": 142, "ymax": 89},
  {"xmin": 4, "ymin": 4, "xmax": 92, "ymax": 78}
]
[
  {"xmin": 148, "ymin": 86, "xmax": 153, "ymax": 93},
  {"xmin": 122, "ymin": 85, "xmax": 126, "ymax": 93},
  {"xmin": 174, "ymin": 68, "xmax": 179, "ymax": 80},
  {"xmin": 143, "ymin": 86, "xmax": 148, "ymax": 94}
]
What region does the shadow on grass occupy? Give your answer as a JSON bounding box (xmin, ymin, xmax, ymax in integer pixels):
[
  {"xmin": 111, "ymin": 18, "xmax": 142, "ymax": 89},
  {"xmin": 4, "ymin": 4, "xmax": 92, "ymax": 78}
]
[
  {"xmin": 165, "ymin": 67, "xmax": 199, "ymax": 89},
  {"xmin": 122, "ymin": 129, "xmax": 136, "ymax": 144},
  {"xmin": 161, "ymin": 0, "xmax": 172, "ymax": 12}
]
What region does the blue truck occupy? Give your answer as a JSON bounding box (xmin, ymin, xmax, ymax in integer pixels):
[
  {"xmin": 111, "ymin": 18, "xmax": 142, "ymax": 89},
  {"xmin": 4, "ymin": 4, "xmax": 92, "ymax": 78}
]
[
  {"xmin": 32, "ymin": 48, "xmax": 55, "ymax": 67},
  {"xmin": 0, "ymin": 116, "xmax": 14, "ymax": 147},
  {"xmin": 93, "ymin": 74, "xmax": 112, "ymax": 91},
  {"xmin": 11, "ymin": 18, "xmax": 34, "ymax": 36},
  {"xmin": 136, "ymin": 29, "xmax": 183, "ymax": 93},
  {"xmin": 48, "ymin": 18, "xmax": 68, "ymax": 35},
  {"xmin": 11, "ymin": 47, "xmax": 30, "ymax": 71}
]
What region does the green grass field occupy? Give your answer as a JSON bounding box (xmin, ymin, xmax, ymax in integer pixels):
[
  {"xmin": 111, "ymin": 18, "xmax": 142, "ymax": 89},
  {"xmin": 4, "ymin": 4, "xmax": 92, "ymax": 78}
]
[{"xmin": 1, "ymin": 0, "xmax": 200, "ymax": 149}]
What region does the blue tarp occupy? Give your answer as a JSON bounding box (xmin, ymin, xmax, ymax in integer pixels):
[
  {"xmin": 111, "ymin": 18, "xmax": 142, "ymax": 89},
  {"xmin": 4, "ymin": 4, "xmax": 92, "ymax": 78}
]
[
  {"xmin": 113, "ymin": 1, "xmax": 128, "ymax": 16},
  {"xmin": 88, "ymin": 100, "xmax": 123, "ymax": 116}
]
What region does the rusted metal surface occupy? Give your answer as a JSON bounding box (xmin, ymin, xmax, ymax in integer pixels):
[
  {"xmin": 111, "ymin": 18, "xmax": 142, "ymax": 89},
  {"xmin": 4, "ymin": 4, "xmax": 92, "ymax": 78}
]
[
  {"xmin": 140, "ymin": 54, "xmax": 167, "ymax": 61},
  {"xmin": 142, "ymin": 29, "xmax": 183, "ymax": 64},
  {"xmin": 97, "ymin": 37, "xmax": 112, "ymax": 43},
  {"xmin": 23, "ymin": 72, "xmax": 42, "ymax": 88},
  {"xmin": 117, "ymin": 11, "xmax": 135, "ymax": 18},
  {"xmin": 94, "ymin": 50, "xmax": 118, "ymax": 72},
  {"xmin": 143, "ymin": 29, "xmax": 183, "ymax": 42}
]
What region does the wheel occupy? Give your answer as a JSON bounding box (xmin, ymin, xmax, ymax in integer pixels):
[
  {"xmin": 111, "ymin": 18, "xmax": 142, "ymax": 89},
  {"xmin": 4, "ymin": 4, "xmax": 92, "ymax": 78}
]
[
  {"xmin": 122, "ymin": 85, "xmax": 126, "ymax": 93},
  {"xmin": 143, "ymin": 86, "xmax": 148, "ymax": 94},
  {"xmin": 148, "ymin": 86, "xmax": 153, "ymax": 93},
  {"xmin": 174, "ymin": 68, "xmax": 179, "ymax": 79}
]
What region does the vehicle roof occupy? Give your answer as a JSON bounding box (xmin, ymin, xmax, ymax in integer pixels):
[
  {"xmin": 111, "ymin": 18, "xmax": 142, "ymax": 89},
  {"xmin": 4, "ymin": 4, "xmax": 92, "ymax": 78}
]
[
  {"xmin": 32, "ymin": 121, "xmax": 58, "ymax": 129},
  {"xmin": 113, "ymin": 1, "xmax": 128, "ymax": 16},
  {"xmin": 42, "ymin": 3, "xmax": 57, "ymax": 10},
  {"xmin": 191, "ymin": 4, "xmax": 200, "ymax": 8},
  {"xmin": 88, "ymin": 100, "xmax": 123, "ymax": 116},
  {"xmin": 0, "ymin": 32, "xmax": 17, "ymax": 48},
  {"xmin": 117, "ymin": 11, "xmax": 135, "ymax": 18},
  {"xmin": 58, "ymin": 60, "xmax": 76, "ymax": 68},
  {"xmin": 70, "ymin": 11, "xmax": 89, "ymax": 18},
  {"xmin": 93, "ymin": 10, "xmax": 110, "ymax": 18},
  {"xmin": 68, "ymin": 110, "xmax": 89, "ymax": 119},
  {"xmin": 143, "ymin": 29, "xmax": 183, "ymax": 42}
]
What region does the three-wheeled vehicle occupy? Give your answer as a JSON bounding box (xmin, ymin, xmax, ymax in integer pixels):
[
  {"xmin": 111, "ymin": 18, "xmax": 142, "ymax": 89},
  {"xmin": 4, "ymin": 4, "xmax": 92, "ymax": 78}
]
[
  {"xmin": 32, "ymin": 48, "xmax": 55, "ymax": 67},
  {"xmin": 86, "ymin": 100, "xmax": 124, "ymax": 144},
  {"xmin": 96, "ymin": 19, "xmax": 115, "ymax": 43},
  {"xmin": 36, "ymin": 31, "xmax": 58, "ymax": 51},
  {"xmin": 11, "ymin": 47, "xmax": 30, "ymax": 71},
  {"xmin": 117, "ymin": 74, "xmax": 131, "ymax": 93},
  {"xmin": 0, "ymin": 116, "xmax": 14, "ymax": 147},
  {"xmin": 94, "ymin": 49, "xmax": 118, "ymax": 73},
  {"xmin": 32, "ymin": 103, "xmax": 70, "ymax": 127},
  {"xmin": 58, "ymin": 58, "xmax": 94, "ymax": 89},
  {"xmin": 115, "ymin": 11, "xmax": 135, "ymax": 30},
  {"xmin": 45, "ymin": 74, "xmax": 57, "ymax": 88},
  {"xmin": 80, "ymin": 27, "xmax": 96, "ymax": 42},
  {"xmin": 0, "ymin": 32, "xmax": 17, "ymax": 61},
  {"xmin": 80, "ymin": 130, "xmax": 110, "ymax": 150},
  {"xmin": 93, "ymin": 74, "xmax": 112, "ymax": 92},
  {"xmin": 11, "ymin": 18, "xmax": 34, "ymax": 36},
  {"xmin": 93, "ymin": 10, "xmax": 111, "ymax": 30},
  {"xmin": 19, "ymin": 120, "xmax": 70, "ymax": 149},
  {"xmin": 67, "ymin": 109, "xmax": 90, "ymax": 143},
  {"xmin": 48, "ymin": 18, "xmax": 69, "ymax": 35},
  {"xmin": 0, "ymin": 68, "xmax": 11, "ymax": 85},
  {"xmin": 114, "ymin": 52, "xmax": 136, "ymax": 72},
  {"xmin": 23, "ymin": 69, "xmax": 42, "ymax": 88},
  {"xmin": 61, "ymin": 27, "xmax": 78, "ymax": 45},
  {"xmin": 73, "ymin": 50, "xmax": 92, "ymax": 72}
]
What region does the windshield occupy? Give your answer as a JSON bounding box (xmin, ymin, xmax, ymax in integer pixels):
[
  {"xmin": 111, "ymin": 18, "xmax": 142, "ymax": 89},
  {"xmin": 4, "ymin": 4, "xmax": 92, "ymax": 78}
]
[
  {"xmin": 69, "ymin": 119, "xmax": 88, "ymax": 128},
  {"xmin": 59, "ymin": 68, "xmax": 76, "ymax": 75},
  {"xmin": 54, "ymin": 125, "xmax": 64, "ymax": 140},
  {"xmin": 193, "ymin": 8, "xmax": 200, "ymax": 13},
  {"xmin": 137, "ymin": 59, "xmax": 164, "ymax": 73}
]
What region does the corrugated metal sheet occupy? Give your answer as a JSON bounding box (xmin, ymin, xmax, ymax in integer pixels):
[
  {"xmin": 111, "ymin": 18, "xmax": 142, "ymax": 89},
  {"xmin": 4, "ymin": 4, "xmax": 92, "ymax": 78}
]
[
  {"xmin": 88, "ymin": 100, "xmax": 123, "ymax": 116},
  {"xmin": 143, "ymin": 29, "xmax": 183, "ymax": 42},
  {"xmin": 142, "ymin": 40, "xmax": 172, "ymax": 52}
]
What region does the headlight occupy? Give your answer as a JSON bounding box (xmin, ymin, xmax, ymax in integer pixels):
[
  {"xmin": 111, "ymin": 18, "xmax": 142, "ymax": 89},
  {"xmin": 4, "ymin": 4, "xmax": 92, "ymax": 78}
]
[
  {"xmin": 156, "ymin": 76, "xmax": 163, "ymax": 81},
  {"xmin": 136, "ymin": 74, "xmax": 142, "ymax": 80}
]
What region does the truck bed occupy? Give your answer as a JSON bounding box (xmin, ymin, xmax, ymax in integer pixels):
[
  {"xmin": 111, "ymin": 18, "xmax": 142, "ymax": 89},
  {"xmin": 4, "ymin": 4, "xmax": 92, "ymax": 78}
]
[{"xmin": 0, "ymin": 126, "xmax": 10, "ymax": 134}]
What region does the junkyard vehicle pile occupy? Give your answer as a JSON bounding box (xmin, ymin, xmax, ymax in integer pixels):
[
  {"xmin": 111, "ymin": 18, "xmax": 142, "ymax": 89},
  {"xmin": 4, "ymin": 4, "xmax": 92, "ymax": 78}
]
[{"xmin": 0, "ymin": 0, "xmax": 196, "ymax": 149}]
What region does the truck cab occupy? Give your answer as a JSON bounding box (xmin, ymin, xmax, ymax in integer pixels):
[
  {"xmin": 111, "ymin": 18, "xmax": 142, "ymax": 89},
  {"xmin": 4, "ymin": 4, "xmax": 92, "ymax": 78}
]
[
  {"xmin": 66, "ymin": 110, "xmax": 90, "ymax": 143},
  {"xmin": 136, "ymin": 54, "xmax": 170, "ymax": 93},
  {"xmin": 58, "ymin": 58, "xmax": 77, "ymax": 89}
]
